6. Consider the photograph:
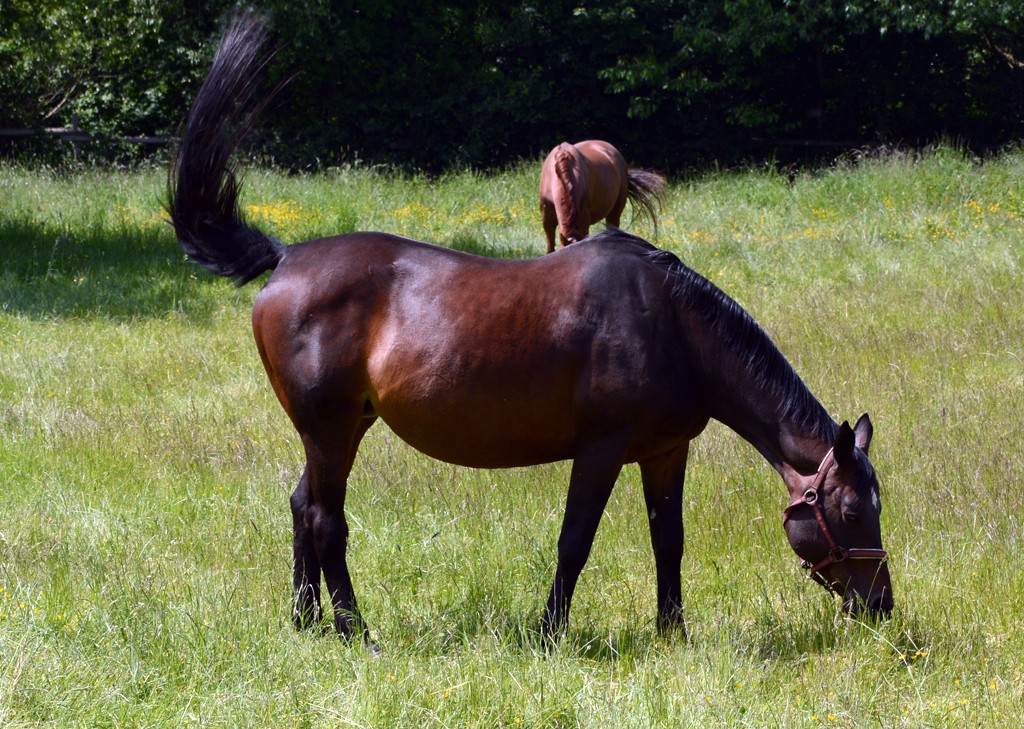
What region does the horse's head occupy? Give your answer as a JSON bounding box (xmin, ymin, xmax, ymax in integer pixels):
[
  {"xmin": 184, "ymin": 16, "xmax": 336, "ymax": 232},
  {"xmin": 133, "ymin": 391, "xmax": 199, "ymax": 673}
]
[{"xmin": 783, "ymin": 413, "xmax": 893, "ymax": 618}]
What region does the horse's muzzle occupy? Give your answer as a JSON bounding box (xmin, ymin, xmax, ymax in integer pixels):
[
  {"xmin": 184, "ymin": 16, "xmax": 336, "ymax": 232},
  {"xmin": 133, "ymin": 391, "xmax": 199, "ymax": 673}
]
[{"xmin": 842, "ymin": 586, "xmax": 893, "ymax": 619}]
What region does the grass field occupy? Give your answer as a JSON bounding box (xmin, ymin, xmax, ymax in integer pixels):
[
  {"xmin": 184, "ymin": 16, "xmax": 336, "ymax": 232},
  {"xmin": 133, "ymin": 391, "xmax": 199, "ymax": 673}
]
[{"xmin": 1, "ymin": 148, "xmax": 1022, "ymax": 727}]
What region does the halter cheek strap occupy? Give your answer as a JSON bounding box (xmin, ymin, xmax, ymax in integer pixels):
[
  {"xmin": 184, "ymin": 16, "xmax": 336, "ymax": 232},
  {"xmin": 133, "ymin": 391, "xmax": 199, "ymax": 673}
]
[{"xmin": 782, "ymin": 449, "xmax": 888, "ymax": 587}]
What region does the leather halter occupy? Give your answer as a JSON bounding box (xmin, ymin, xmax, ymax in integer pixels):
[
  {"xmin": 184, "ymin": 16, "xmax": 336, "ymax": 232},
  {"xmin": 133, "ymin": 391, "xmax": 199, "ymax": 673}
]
[{"xmin": 782, "ymin": 448, "xmax": 888, "ymax": 589}]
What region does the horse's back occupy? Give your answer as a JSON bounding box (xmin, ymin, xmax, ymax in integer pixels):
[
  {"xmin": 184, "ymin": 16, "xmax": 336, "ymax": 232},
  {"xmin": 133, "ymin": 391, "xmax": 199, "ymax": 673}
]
[{"xmin": 575, "ymin": 140, "xmax": 627, "ymax": 173}]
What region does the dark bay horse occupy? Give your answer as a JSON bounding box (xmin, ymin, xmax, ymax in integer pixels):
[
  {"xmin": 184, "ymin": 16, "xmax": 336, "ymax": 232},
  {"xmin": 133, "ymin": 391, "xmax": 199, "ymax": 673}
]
[
  {"xmin": 167, "ymin": 14, "xmax": 892, "ymax": 643},
  {"xmin": 539, "ymin": 140, "xmax": 666, "ymax": 253}
]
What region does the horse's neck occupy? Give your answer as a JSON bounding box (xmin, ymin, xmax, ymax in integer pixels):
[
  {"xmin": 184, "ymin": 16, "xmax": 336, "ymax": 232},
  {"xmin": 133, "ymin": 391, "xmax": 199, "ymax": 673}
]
[{"xmin": 699, "ymin": 343, "xmax": 834, "ymax": 480}]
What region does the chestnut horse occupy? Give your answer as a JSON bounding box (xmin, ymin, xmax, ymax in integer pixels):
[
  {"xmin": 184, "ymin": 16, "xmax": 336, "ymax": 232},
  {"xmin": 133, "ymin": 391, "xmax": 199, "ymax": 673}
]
[
  {"xmin": 168, "ymin": 14, "xmax": 892, "ymax": 644},
  {"xmin": 539, "ymin": 140, "xmax": 666, "ymax": 253}
]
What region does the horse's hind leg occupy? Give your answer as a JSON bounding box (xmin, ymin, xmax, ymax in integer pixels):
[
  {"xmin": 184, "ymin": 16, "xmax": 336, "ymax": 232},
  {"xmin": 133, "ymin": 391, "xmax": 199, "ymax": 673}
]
[
  {"xmin": 606, "ymin": 187, "xmax": 628, "ymax": 229},
  {"xmin": 299, "ymin": 408, "xmax": 376, "ymax": 641},
  {"xmin": 639, "ymin": 443, "xmax": 689, "ymax": 632},
  {"xmin": 291, "ymin": 466, "xmax": 323, "ymax": 629},
  {"xmin": 541, "ymin": 201, "xmax": 558, "ymax": 254},
  {"xmin": 542, "ymin": 439, "xmax": 626, "ymax": 639},
  {"xmin": 576, "ymin": 211, "xmax": 592, "ymax": 242}
]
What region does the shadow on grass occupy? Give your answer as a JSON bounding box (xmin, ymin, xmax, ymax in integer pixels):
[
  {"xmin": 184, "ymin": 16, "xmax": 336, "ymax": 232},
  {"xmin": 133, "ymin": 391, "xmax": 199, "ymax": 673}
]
[
  {"xmin": 349, "ymin": 604, "xmax": 674, "ymax": 661},
  {"xmin": 1, "ymin": 216, "xmax": 537, "ymax": 323},
  {"xmin": 0, "ymin": 216, "xmax": 250, "ymax": 323},
  {"xmin": 313, "ymin": 600, "xmax": 906, "ymax": 665},
  {"xmin": 752, "ymin": 601, "xmax": 931, "ymax": 663},
  {"xmin": 754, "ymin": 609, "xmax": 847, "ymax": 660},
  {"xmin": 565, "ymin": 624, "xmax": 681, "ymax": 661}
]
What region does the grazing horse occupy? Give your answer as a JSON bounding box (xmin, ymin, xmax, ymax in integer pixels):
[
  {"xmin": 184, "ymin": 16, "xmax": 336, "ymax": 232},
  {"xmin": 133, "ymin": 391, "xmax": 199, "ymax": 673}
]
[
  {"xmin": 167, "ymin": 13, "xmax": 892, "ymax": 644},
  {"xmin": 539, "ymin": 140, "xmax": 666, "ymax": 253}
]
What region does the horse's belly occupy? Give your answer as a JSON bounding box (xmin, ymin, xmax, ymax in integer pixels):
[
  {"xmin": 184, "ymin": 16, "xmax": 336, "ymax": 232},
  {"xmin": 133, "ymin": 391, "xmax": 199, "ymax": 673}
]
[
  {"xmin": 380, "ymin": 410, "xmax": 575, "ymax": 468},
  {"xmin": 368, "ymin": 352, "xmax": 579, "ymax": 468}
]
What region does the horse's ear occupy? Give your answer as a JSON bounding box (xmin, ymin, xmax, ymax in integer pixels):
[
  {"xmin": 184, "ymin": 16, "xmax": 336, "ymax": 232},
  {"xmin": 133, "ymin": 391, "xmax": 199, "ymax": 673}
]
[
  {"xmin": 853, "ymin": 412, "xmax": 873, "ymax": 455},
  {"xmin": 834, "ymin": 421, "xmax": 856, "ymax": 466}
]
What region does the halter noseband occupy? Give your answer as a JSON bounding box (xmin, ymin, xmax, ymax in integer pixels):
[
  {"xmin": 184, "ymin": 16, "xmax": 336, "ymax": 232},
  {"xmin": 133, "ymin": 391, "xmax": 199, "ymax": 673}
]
[{"xmin": 782, "ymin": 448, "xmax": 888, "ymax": 588}]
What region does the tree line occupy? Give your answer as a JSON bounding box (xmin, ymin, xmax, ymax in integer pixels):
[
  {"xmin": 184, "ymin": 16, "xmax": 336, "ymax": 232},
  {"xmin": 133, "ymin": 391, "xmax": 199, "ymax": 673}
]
[{"xmin": 2, "ymin": 0, "xmax": 1022, "ymax": 170}]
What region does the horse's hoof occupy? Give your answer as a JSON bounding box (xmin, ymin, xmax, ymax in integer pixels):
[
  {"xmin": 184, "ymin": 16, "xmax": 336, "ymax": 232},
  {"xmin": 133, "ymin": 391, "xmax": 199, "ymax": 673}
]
[
  {"xmin": 292, "ymin": 606, "xmax": 323, "ymax": 632},
  {"xmin": 538, "ymin": 619, "xmax": 565, "ymax": 650},
  {"xmin": 657, "ymin": 614, "xmax": 688, "ymax": 641}
]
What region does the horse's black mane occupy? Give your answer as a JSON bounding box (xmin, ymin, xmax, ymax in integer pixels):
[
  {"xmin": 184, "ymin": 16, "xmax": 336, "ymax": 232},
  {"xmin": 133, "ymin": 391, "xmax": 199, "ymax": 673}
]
[{"xmin": 593, "ymin": 228, "xmax": 838, "ymax": 442}]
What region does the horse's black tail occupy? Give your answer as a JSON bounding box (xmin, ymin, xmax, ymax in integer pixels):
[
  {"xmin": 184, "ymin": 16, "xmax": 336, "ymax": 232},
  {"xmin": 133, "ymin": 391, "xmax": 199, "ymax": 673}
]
[
  {"xmin": 626, "ymin": 168, "xmax": 667, "ymax": 237},
  {"xmin": 166, "ymin": 10, "xmax": 286, "ymax": 287}
]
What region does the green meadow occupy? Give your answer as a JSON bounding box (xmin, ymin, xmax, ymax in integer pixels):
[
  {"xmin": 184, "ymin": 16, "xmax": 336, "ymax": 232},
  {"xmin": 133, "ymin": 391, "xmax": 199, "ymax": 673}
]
[{"xmin": 1, "ymin": 148, "xmax": 1022, "ymax": 727}]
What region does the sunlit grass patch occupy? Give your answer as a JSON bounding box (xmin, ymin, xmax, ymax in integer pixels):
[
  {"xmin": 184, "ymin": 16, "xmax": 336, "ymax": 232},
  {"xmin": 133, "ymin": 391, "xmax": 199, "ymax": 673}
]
[
  {"xmin": 245, "ymin": 199, "xmax": 311, "ymax": 239},
  {"xmin": 111, "ymin": 204, "xmax": 166, "ymax": 231}
]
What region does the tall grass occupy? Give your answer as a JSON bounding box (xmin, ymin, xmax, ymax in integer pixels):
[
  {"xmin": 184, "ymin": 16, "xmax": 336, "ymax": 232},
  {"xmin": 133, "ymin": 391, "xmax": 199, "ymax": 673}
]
[{"xmin": 1, "ymin": 148, "xmax": 1022, "ymax": 727}]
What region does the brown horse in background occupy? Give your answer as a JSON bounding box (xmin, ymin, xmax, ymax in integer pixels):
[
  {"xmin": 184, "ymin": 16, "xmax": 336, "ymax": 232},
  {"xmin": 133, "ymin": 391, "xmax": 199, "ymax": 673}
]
[
  {"xmin": 167, "ymin": 13, "xmax": 892, "ymax": 647},
  {"xmin": 539, "ymin": 140, "xmax": 666, "ymax": 253}
]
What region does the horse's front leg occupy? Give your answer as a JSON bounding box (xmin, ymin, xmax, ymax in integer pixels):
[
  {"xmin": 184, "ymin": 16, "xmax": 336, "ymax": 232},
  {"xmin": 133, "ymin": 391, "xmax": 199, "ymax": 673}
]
[
  {"xmin": 541, "ymin": 438, "xmax": 626, "ymax": 640},
  {"xmin": 639, "ymin": 443, "xmax": 689, "ymax": 633}
]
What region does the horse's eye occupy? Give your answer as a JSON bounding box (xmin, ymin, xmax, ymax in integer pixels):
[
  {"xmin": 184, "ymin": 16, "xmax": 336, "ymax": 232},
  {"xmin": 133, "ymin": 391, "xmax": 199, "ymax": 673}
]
[{"xmin": 846, "ymin": 512, "xmax": 860, "ymax": 523}]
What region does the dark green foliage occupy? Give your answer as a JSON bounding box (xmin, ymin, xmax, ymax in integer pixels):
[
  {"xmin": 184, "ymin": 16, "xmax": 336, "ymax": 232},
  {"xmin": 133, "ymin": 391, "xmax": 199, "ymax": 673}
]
[
  {"xmin": 0, "ymin": 0, "xmax": 233, "ymax": 163},
  {"xmin": 1, "ymin": 0, "xmax": 1022, "ymax": 170}
]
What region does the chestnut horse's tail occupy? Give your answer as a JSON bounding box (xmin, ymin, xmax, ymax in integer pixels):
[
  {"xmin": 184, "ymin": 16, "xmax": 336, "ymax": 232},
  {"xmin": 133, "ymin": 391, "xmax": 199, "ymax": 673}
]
[
  {"xmin": 552, "ymin": 145, "xmax": 581, "ymax": 241},
  {"xmin": 626, "ymin": 168, "xmax": 667, "ymax": 236},
  {"xmin": 166, "ymin": 11, "xmax": 287, "ymax": 287}
]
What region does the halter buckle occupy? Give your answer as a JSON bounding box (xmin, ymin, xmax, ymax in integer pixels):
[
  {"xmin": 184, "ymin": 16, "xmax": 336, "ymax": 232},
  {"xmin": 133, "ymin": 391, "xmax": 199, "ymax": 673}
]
[
  {"xmin": 802, "ymin": 489, "xmax": 818, "ymax": 505},
  {"xmin": 828, "ymin": 545, "xmax": 846, "ymax": 563}
]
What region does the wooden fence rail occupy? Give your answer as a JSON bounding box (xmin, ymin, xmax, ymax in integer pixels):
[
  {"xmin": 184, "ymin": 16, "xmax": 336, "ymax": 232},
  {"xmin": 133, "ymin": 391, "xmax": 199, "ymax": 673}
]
[{"xmin": 0, "ymin": 115, "xmax": 173, "ymax": 160}]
